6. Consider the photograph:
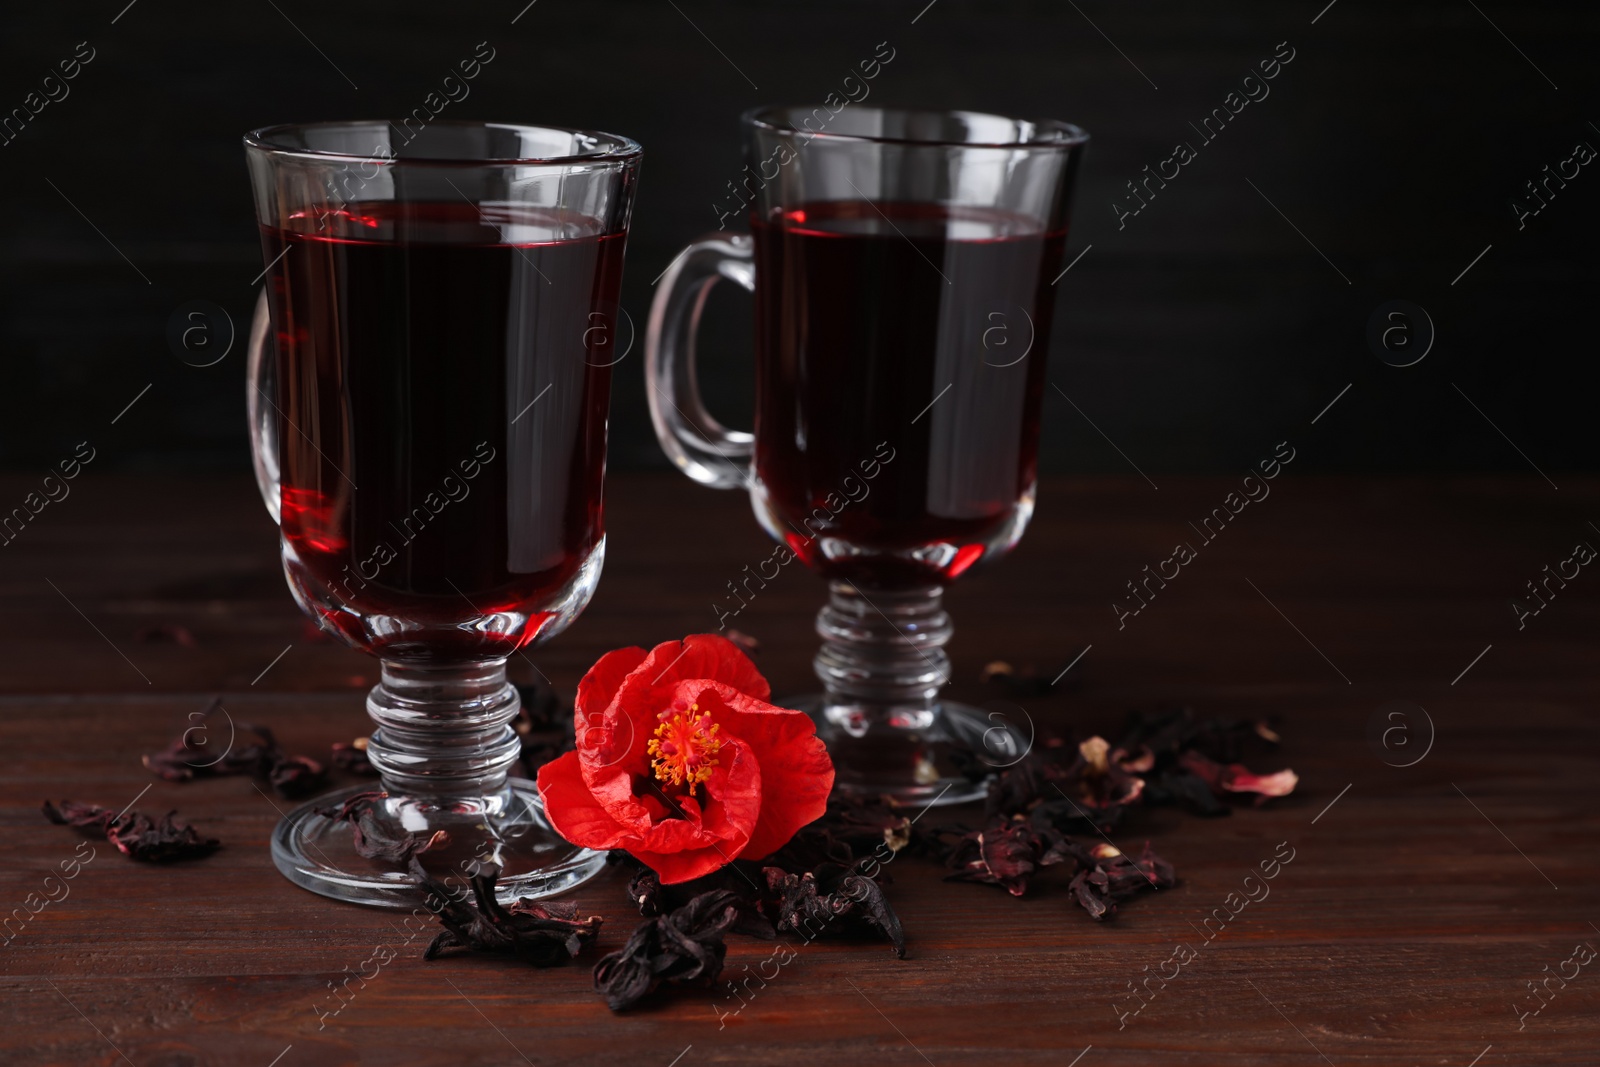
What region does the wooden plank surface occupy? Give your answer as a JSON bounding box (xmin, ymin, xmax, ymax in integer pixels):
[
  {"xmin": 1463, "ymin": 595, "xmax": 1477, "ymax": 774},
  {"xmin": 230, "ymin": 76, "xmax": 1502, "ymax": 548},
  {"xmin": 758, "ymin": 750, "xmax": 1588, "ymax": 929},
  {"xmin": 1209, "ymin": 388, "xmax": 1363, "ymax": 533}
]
[{"xmin": 1, "ymin": 472, "xmax": 1597, "ymax": 1066}]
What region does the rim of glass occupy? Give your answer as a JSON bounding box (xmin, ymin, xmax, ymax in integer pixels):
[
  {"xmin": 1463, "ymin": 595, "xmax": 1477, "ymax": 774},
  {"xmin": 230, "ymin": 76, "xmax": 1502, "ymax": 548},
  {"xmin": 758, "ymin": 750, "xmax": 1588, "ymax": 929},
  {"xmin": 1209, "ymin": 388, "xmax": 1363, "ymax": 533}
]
[
  {"xmin": 244, "ymin": 119, "xmax": 643, "ymax": 166},
  {"xmin": 742, "ymin": 105, "xmax": 1088, "ymax": 150}
]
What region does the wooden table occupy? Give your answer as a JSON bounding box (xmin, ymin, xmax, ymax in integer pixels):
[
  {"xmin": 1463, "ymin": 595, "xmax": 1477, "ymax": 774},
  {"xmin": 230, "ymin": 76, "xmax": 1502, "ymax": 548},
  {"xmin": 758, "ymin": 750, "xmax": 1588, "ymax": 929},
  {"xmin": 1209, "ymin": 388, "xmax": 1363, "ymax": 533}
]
[{"xmin": 3, "ymin": 473, "xmax": 1597, "ymax": 1066}]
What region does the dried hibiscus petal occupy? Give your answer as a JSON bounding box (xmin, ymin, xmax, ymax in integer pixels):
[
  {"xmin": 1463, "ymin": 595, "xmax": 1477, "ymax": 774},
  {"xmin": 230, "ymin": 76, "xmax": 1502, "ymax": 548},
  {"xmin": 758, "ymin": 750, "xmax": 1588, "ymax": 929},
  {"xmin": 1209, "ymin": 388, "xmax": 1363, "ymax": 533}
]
[
  {"xmin": 1098, "ymin": 708, "xmax": 1294, "ymax": 814},
  {"xmin": 511, "ymin": 681, "xmax": 574, "ymax": 778},
  {"xmin": 761, "ymin": 824, "xmax": 858, "ymax": 873},
  {"xmin": 228, "ymin": 721, "xmax": 326, "ymax": 798},
  {"xmin": 627, "ymin": 865, "xmax": 667, "ymax": 915},
  {"xmin": 1068, "ymin": 842, "xmax": 1176, "ymax": 921},
  {"xmin": 1119, "ymin": 707, "xmax": 1281, "ymax": 766},
  {"xmin": 763, "ymin": 864, "xmax": 905, "ymax": 958},
  {"xmin": 1142, "ymin": 767, "xmax": 1229, "ymax": 816},
  {"xmin": 1178, "ymin": 750, "xmax": 1298, "ymax": 803},
  {"xmin": 979, "ymin": 660, "xmax": 1062, "ymax": 697},
  {"xmin": 939, "ymin": 816, "xmax": 1065, "ymax": 897},
  {"xmin": 141, "ymin": 698, "xmax": 326, "ymax": 798},
  {"xmin": 983, "ymin": 755, "xmax": 1067, "ymax": 819},
  {"xmin": 594, "ymin": 889, "xmax": 757, "ymax": 1011},
  {"xmin": 621, "ymin": 865, "xmax": 773, "ymax": 938},
  {"xmin": 313, "ymin": 791, "xmax": 447, "ymax": 862},
  {"xmin": 803, "ymin": 794, "xmax": 914, "ymax": 858},
  {"xmin": 330, "ymin": 737, "xmax": 378, "ymax": 777},
  {"xmin": 43, "ymin": 800, "xmax": 220, "ymax": 863},
  {"xmin": 412, "ymin": 859, "xmax": 601, "ymax": 967},
  {"xmin": 268, "ymin": 753, "xmax": 327, "ymax": 797},
  {"xmin": 1062, "ymin": 737, "xmax": 1145, "ymax": 811}
]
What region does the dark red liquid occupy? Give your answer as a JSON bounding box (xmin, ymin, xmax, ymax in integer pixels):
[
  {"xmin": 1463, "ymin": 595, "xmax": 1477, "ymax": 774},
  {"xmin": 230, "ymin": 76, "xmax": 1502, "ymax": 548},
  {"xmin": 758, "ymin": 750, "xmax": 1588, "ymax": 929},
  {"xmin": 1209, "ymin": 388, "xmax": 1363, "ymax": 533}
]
[
  {"xmin": 263, "ymin": 200, "xmax": 624, "ymax": 660},
  {"xmin": 751, "ymin": 201, "xmax": 1067, "ymax": 585}
]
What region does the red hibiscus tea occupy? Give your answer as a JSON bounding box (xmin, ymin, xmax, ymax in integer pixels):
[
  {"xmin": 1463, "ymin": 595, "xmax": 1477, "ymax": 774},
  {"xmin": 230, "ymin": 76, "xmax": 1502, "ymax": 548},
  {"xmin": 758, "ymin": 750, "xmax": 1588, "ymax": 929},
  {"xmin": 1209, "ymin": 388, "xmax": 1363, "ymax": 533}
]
[
  {"xmin": 264, "ymin": 200, "xmax": 624, "ymax": 658},
  {"xmin": 750, "ymin": 200, "xmax": 1067, "ymax": 584},
  {"xmin": 647, "ymin": 107, "xmax": 1083, "ymax": 805}
]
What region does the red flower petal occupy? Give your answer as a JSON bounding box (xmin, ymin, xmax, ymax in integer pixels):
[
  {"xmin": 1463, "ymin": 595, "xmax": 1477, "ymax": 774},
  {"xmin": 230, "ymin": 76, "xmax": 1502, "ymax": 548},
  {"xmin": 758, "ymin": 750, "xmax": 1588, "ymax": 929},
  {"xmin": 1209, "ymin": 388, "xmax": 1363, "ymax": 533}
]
[
  {"xmin": 674, "ymin": 681, "xmax": 834, "ymax": 859},
  {"xmin": 575, "ymin": 646, "xmax": 650, "ymax": 777},
  {"xmin": 627, "ymin": 739, "xmax": 761, "ymax": 883},
  {"xmin": 627, "ymin": 843, "xmax": 735, "ymax": 884},
  {"xmin": 615, "ymin": 635, "xmax": 771, "ymax": 718},
  {"xmin": 583, "ymin": 764, "xmax": 662, "ymax": 836},
  {"xmin": 536, "ymin": 752, "xmax": 632, "ymax": 851}
]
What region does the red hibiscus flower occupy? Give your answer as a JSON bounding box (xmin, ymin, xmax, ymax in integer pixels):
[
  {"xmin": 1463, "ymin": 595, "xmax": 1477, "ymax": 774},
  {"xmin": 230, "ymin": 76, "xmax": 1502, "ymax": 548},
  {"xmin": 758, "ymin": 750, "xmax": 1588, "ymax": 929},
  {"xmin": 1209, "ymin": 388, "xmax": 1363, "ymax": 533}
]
[{"xmin": 536, "ymin": 634, "xmax": 835, "ymax": 883}]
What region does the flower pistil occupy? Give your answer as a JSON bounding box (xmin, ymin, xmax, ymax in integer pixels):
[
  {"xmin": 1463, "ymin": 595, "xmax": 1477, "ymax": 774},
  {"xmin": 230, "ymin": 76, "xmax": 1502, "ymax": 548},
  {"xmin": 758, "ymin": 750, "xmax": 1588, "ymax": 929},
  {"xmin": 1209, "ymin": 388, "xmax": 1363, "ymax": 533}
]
[{"xmin": 647, "ymin": 701, "xmax": 722, "ymax": 795}]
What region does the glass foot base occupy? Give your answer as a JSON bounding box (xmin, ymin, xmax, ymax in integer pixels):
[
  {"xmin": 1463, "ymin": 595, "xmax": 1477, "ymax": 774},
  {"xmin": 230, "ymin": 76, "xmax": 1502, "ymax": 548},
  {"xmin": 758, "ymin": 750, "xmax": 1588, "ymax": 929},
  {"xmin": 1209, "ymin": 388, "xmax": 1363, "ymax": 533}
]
[
  {"xmin": 270, "ymin": 779, "xmax": 607, "ymax": 909},
  {"xmin": 788, "ymin": 695, "xmax": 1028, "ymax": 807}
]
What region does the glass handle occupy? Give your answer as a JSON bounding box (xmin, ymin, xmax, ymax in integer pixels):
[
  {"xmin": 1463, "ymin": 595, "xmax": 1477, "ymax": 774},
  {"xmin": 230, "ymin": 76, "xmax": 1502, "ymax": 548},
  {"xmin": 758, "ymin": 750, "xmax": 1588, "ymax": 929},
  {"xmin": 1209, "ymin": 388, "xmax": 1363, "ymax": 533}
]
[
  {"xmin": 245, "ymin": 287, "xmax": 281, "ymax": 524},
  {"xmin": 644, "ymin": 233, "xmax": 756, "ymax": 490}
]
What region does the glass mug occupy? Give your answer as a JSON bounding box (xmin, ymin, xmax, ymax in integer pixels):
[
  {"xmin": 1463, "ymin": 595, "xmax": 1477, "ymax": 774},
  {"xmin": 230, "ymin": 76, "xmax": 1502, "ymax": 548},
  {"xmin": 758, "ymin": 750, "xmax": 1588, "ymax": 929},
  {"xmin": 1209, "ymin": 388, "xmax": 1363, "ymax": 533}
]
[
  {"xmin": 647, "ymin": 106, "xmax": 1086, "ymax": 804},
  {"xmin": 245, "ymin": 120, "xmax": 640, "ymax": 906}
]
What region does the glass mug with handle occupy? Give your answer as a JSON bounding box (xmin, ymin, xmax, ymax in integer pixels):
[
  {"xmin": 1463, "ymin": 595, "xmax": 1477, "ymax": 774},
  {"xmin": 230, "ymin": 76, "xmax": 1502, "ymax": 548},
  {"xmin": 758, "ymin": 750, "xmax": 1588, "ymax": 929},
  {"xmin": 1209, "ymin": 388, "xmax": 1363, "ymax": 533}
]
[
  {"xmin": 245, "ymin": 120, "xmax": 640, "ymax": 906},
  {"xmin": 647, "ymin": 105, "xmax": 1086, "ymax": 805}
]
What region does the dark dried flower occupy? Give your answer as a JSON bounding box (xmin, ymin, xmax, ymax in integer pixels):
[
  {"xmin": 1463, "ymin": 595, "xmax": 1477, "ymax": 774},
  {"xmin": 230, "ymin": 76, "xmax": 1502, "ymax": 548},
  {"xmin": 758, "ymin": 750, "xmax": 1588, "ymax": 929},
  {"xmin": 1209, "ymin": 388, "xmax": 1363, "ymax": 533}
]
[
  {"xmin": 761, "ymin": 824, "xmax": 858, "ymax": 873},
  {"xmin": 141, "ymin": 697, "xmax": 231, "ymax": 782},
  {"xmin": 627, "ymin": 865, "xmax": 667, "ymax": 916},
  {"xmin": 42, "ymin": 800, "xmax": 220, "ymax": 863},
  {"xmin": 313, "ymin": 791, "xmax": 447, "ymax": 862},
  {"xmin": 412, "ymin": 859, "xmax": 602, "ymax": 967},
  {"xmin": 513, "ymin": 680, "xmax": 564, "ymax": 731},
  {"xmin": 933, "ymin": 811, "xmax": 1174, "ymax": 922},
  {"xmin": 1118, "ymin": 707, "xmax": 1281, "ymax": 767},
  {"xmin": 946, "ymin": 744, "xmax": 1005, "ymax": 785},
  {"xmin": 763, "ymin": 864, "xmax": 905, "ymax": 957},
  {"xmin": 939, "ymin": 816, "xmax": 1068, "ymax": 897},
  {"xmin": 269, "ymin": 753, "xmax": 327, "ymax": 796},
  {"xmin": 622, "ymin": 864, "xmax": 776, "ymax": 937},
  {"xmin": 594, "ymin": 890, "xmax": 763, "ymax": 1011},
  {"xmin": 43, "ymin": 799, "xmax": 116, "ymax": 836},
  {"xmin": 1177, "ymin": 750, "xmax": 1298, "ymax": 803},
  {"xmin": 979, "ymin": 661, "xmax": 1013, "ymax": 683},
  {"xmin": 980, "ymin": 747, "xmax": 1133, "ymax": 837},
  {"xmin": 511, "ymin": 681, "xmax": 574, "ymax": 778},
  {"xmin": 142, "ymin": 698, "xmax": 327, "ymax": 798},
  {"xmin": 978, "ymin": 659, "xmax": 1063, "ymax": 697},
  {"xmin": 982, "ymin": 755, "xmax": 1067, "ymax": 819},
  {"xmin": 1067, "ymin": 842, "xmax": 1176, "ymax": 921},
  {"xmin": 1114, "ymin": 707, "xmax": 1295, "ymax": 814},
  {"xmin": 1139, "ymin": 766, "xmax": 1228, "ymax": 816},
  {"xmin": 330, "ymin": 737, "xmax": 379, "ymax": 777},
  {"xmin": 1070, "ymin": 737, "xmax": 1146, "ymax": 806},
  {"xmin": 811, "ymin": 794, "xmax": 915, "ymax": 857}
]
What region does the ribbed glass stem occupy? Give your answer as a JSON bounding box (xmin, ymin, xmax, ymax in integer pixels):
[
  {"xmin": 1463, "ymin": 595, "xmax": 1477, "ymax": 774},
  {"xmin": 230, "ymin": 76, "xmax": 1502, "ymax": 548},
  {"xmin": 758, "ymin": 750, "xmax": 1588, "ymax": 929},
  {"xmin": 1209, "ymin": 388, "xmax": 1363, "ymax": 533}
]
[
  {"xmin": 813, "ymin": 581, "xmax": 952, "ymax": 736},
  {"xmin": 364, "ymin": 659, "xmax": 522, "ymax": 799}
]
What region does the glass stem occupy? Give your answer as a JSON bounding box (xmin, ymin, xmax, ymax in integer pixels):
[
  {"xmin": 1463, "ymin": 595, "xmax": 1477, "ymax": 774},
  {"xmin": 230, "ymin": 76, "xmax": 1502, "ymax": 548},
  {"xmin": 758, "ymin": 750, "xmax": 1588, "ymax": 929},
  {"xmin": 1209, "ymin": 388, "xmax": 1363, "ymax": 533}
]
[
  {"xmin": 364, "ymin": 659, "xmax": 521, "ymax": 800},
  {"xmin": 814, "ymin": 581, "xmax": 951, "ymax": 735}
]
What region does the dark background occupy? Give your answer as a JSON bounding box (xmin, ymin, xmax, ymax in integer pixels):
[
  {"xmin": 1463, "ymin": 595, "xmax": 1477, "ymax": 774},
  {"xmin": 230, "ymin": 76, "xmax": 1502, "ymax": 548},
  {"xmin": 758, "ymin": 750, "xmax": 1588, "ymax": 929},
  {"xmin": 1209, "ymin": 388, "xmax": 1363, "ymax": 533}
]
[{"xmin": 0, "ymin": 0, "xmax": 1594, "ymax": 477}]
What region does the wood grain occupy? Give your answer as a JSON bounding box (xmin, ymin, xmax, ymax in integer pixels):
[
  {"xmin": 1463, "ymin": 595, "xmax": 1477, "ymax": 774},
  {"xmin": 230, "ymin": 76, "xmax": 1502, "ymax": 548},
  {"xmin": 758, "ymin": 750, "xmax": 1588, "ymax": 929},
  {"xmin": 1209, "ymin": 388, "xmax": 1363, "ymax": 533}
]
[{"xmin": 1, "ymin": 473, "xmax": 1597, "ymax": 1066}]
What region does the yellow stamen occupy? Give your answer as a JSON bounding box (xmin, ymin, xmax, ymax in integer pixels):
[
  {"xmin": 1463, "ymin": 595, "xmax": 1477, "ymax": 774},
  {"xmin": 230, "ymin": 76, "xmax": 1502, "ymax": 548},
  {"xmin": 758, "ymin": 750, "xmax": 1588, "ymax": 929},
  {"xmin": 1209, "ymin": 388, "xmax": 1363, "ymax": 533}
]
[{"xmin": 646, "ymin": 702, "xmax": 722, "ymax": 796}]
